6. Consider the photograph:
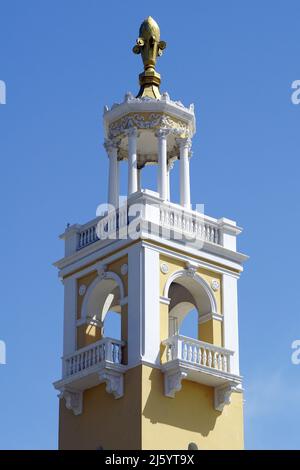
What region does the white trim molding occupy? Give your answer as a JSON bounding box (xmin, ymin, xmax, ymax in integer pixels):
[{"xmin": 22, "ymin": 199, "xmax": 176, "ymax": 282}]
[
  {"xmin": 198, "ymin": 312, "xmax": 223, "ymax": 324},
  {"xmin": 160, "ymin": 296, "xmax": 171, "ymax": 305},
  {"xmin": 163, "ymin": 268, "xmax": 218, "ymax": 314},
  {"xmin": 81, "ymin": 269, "xmax": 125, "ymax": 322}
]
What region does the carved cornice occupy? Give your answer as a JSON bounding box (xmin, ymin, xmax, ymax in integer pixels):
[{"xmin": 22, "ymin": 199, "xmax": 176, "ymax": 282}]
[{"xmin": 108, "ymin": 112, "xmax": 190, "ymax": 140}]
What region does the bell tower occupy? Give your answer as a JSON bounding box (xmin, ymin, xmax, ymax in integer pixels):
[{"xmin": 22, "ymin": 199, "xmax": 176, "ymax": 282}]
[{"xmin": 54, "ymin": 17, "xmax": 248, "ymax": 450}]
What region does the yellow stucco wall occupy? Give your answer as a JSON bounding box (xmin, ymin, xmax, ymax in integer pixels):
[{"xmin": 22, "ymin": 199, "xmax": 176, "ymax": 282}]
[
  {"xmin": 59, "ymin": 366, "xmax": 142, "ymax": 450},
  {"xmin": 59, "ymin": 364, "xmax": 244, "ymax": 450},
  {"xmin": 59, "ymin": 248, "xmax": 243, "ymax": 450},
  {"xmin": 141, "ymin": 365, "xmax": 244, "ymax": 450}
]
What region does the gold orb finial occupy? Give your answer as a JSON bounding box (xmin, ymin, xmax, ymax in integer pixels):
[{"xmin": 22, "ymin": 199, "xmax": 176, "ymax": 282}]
[{"xmin": 132, "ymin": 17, "xmax": 167, "ymax": 99}]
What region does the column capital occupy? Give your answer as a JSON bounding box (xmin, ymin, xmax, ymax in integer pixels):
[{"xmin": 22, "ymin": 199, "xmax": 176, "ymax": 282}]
[
  {"xmin": 126, "ymin": 126, "xmax": 139, "ymax": 138},
  {"xmin": 155, "ymin": 127, "xmax": 170, "ymax": 139},
  {"xmin": 176, "ymin": 136, "xmax": 192, "ymax": 151},
  {"xmin": 104, "ymin": 137, "xmax": 121, "ymax": 156}
]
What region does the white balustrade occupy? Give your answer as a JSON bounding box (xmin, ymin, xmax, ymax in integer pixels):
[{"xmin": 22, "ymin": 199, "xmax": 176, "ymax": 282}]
[
  {"xmin": 63, "ymin": 338, "xmax": 124, "ymax": 378},
  {"xmin": 78, "ymin": 220, "xmax": 99, "ymax": 249},
  {"xmin": 163, "ymin": 335, "xmax": 233, "ymax": 374},
  {"xmin": 74, "ymin": 198, "xmax": 227, "ymax": 253},
  {"xmin": 160, "ymin": 205, "xmax": 220, "ymax": 245}
]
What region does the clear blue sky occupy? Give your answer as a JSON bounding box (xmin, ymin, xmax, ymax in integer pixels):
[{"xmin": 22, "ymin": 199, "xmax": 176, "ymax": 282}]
[{"xmin": 0, "ymin": 0, "xmax": 300, "ymax": 450}]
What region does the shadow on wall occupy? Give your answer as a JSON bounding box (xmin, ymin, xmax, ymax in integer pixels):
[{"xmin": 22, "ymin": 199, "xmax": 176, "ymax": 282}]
[{"xmin": 142, "ymin": 368, "xmax": 219, "ymax": 436}]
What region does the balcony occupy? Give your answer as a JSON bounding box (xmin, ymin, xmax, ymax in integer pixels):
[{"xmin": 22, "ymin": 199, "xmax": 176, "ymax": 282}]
[
  {"xmin": 60, "ymin": 191, "xmax": 242, "ymax": 257},
  {"xmin": 161, "ymin": 335, "xmax": 242, "ymax": 411},
  {"xmin": 53, "ymin": 338, "xmax": 126, "ymax": 415}
]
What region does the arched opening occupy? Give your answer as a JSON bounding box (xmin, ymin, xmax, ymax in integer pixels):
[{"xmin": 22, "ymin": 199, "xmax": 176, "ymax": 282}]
[
  {"xmin": 166, "ymin": 271, "xmax": 217, "ymax": 344},
  {"xmin": 80, "ymin": 274, "xmax": 125, "ymax": 349}
]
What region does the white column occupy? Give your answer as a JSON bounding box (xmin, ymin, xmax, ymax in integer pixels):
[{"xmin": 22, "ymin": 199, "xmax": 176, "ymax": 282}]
[
  {"xmin": 128, "ymin": 244, "xmax": 142, "ymax": 365},
  {"xmin": 105, "ymin": 140, "xmax": 119, "ymax": 209},
  {"xmin": 127, "ymin": 243, "xmax": 160, "ymax": 367},
  {"xmin": 128, "ymin": 127, "xmax": 138, "ymax": 196},
  {"xmin": 62, "ymin": 277, "xmax": 77, "ymax": 373},
  {"xmin": 156, "ymin": 129, "xmax": 168, "ymax": 200},
  {"xmin": 222, "ymin": 274, "xmax": 240, "ymax": 376},
  {"xmin": 167, "ymin": 160, "xmax": 174, "ymax": 202},
  {"xmin": 167, "ymin": 168, "xmax": 170, "ymax": 201},
  {"xmin": 177, "ymin": 137, "xmax": 191, "ymax": 208},
  {"xmin": 142, "ymin": 246, "xmax": 160, "ymax": 364}
]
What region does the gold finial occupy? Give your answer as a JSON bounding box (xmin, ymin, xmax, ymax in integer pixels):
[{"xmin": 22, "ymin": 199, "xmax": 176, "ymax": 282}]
[{"xmin": 133, "ymin": 16, "xmax": 167, "ymax": 99}]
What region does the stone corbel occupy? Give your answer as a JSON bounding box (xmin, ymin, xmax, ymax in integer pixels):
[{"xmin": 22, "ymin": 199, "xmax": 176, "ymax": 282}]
[
  {"xmin": 98, "ymin": 370, "xmax": 124, "ymax": 399},
  {"xmin": 164, "ymin": 369, "xmax": 187, "ymax": 398},
  {"xmin": 97, "ymin": 264, "xmax": 107, "ymax": 280},
  {"xmin": 214, "ymin": 383, "xmax": 236, "ymax": 412},
  {"xmin": 185, "ymin": 260, "xmax": 199, "ymax": 278},
  {"xmin": 59, "ymin": 387, "xmax": 83, "ymax": 416}
]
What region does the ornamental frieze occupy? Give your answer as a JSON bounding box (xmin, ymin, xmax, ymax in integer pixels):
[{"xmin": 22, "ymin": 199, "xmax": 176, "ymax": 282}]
[{"xmin": 108, "ymin": 112, "xmax": 190, "ymax": 139}]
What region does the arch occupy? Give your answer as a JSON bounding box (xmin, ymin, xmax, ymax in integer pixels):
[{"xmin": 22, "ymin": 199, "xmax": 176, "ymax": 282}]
[
  {"xmin": 81, "ymin": 270, "xmax": 125, "ymax": 324},
  {"xmin": 163, "ymin": 269, "xmax": 217, "ymax": 315}
]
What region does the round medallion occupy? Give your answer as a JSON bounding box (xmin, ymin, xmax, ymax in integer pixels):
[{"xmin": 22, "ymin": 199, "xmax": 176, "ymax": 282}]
[
  {"xmin": 79, "ymin": 284, "xmax": 86, "ymax": 296},
  {"xmin": 160, "ymin": 263, "xmax": 169, "ymax": 274},
  {"xmin": 211, "ymin": 279, "xmax": 220, "ymax": 291},
  {"xmin": 121, "ymin": 263, "xmax": 128, "ymax": 275}
]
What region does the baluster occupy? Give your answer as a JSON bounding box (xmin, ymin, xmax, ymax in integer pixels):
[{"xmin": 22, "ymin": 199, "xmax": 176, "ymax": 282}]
[
  {"xmin": 217, "ymin": 353, "xmax": 222, "ymax": 370},
  {"xmin": 202, "ymin": 348, "xmax": 207, "ymax": 366},
  {"xmin": 115, "ymin": 344, "xmax": 119, "ymax": 363},
  {"xmin": 208, "ymin": 350, "xmax": 212, "ymax": 368},
  {"xmin": 183, "ymin": 343, "xmax": 187, "ymax": 361},
  {"xmin": 213, "ymin": 352, "xmax": 218, "ymax": 369},
  {"xmin": 197, "ymin": 346, "xmax": 202, "ymax": 364},
  {"xmin": 187, "ymin": 343, "xmax": 192, "ymax": 361},
  {"xmin": 222, "ymin": 354, "xmax": 227, "ymax": 372},
  {"xmin": 207, "ymin": 225, "xmax": 210, "ymax": 241},
  {"xmin": 193, "ymin": 345, "xmax": 197, "ymax": 362},
  {"xmin": 213, "ymin": 228, "xmax": 217, "ymax": 243}
]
